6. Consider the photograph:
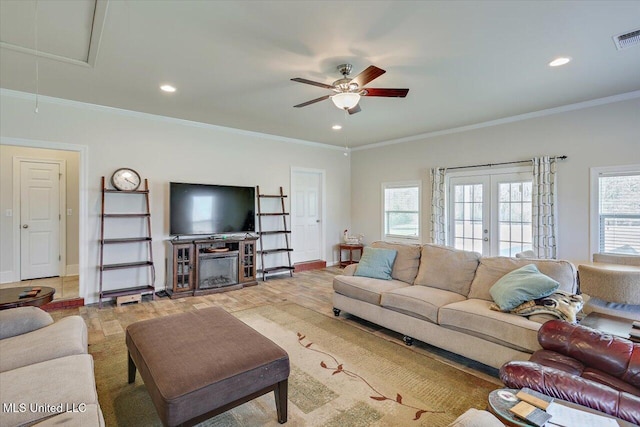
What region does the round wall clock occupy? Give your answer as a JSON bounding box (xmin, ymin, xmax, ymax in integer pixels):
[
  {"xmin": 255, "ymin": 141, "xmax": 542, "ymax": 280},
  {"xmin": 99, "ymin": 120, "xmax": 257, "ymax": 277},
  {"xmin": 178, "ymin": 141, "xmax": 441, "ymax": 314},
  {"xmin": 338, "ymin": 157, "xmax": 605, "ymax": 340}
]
[{"xmin": 111, "ymin": 168, "xmax": 141, "ymax": 191}]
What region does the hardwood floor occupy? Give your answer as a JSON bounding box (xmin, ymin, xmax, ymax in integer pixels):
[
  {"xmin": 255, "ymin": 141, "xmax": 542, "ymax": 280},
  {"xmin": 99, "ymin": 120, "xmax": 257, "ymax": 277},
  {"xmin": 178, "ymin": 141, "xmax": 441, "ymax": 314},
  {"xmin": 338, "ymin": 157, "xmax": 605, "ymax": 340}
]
[{"xmin": 48, "ymin": 267, "xmax": 501, "ymax": 385}]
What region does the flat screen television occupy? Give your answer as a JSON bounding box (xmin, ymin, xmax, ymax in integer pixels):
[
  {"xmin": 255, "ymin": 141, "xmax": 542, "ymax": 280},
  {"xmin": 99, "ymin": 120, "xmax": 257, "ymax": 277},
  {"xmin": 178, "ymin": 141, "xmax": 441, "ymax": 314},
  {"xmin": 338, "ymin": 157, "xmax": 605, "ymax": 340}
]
[{"xmin": 170, "ymin": 182, "xmax": 255, "ymax": 236}]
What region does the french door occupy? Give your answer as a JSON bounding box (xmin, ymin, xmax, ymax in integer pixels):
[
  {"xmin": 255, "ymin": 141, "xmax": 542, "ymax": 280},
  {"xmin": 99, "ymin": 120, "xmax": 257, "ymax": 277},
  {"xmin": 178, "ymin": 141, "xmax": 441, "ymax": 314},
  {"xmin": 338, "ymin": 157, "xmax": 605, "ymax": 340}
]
[{"xmin": 448, "ymin": 171, "xmax": 533, "ymax": 256}]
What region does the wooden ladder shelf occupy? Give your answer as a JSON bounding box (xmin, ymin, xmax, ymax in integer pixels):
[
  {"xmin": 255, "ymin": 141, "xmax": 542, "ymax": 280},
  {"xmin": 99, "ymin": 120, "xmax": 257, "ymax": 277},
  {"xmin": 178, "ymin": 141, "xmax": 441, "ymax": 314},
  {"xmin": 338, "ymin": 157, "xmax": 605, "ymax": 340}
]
[
  {"xmin": 256, "ymin": 186, "xmax": 294, "ymax": 281},
  {"xmin": 99, "ymin": 176, "xmax": 155, "ymax": 307}
]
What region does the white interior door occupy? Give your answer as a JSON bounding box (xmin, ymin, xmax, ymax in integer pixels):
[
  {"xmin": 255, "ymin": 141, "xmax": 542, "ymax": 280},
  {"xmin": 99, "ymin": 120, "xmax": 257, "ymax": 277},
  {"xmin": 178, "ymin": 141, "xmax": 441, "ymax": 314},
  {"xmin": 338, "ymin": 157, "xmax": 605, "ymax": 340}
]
[
  {"xmin": 291, "ymin": 169, "xmax": 323, "ymax": 263},
  {"xmin": 20, "ymin": 161, "xmax": 61, "ymax": 279}
]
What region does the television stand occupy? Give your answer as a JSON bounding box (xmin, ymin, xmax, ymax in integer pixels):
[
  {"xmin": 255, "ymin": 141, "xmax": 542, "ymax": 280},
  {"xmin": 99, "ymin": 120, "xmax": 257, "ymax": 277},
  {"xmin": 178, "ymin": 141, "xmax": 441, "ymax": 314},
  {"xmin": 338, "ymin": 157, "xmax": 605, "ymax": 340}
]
[{"xmin": 165, "ymin": 236, "xmax": 257, "ymax": 298}]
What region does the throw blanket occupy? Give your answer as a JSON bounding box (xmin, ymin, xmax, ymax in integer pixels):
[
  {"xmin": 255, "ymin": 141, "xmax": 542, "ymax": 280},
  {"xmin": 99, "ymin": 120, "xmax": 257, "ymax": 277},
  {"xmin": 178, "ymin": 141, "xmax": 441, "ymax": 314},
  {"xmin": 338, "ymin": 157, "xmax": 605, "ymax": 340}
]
[{"xmin": 491, "ymin": 291, "xmax": 584, "ymax": 323}]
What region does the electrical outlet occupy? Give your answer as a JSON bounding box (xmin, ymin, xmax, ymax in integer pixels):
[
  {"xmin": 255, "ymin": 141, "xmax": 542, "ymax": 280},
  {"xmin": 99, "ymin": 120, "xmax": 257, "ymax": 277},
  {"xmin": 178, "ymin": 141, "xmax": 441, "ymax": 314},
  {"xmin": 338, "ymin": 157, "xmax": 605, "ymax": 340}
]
[
  {"xmin": 5, "ymin": 209, "xmax": 11, "ymax": 217},
  {"xmin": 67, "ymin": 209, "xmax": 72, "ymax": 216}
]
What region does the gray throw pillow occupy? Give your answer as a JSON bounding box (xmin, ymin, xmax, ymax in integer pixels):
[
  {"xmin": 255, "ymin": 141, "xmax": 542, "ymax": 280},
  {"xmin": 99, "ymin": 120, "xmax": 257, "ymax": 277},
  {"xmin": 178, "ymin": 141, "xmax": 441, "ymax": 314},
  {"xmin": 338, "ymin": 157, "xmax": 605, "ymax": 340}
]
[
  {"xmin": 490, "ymin": 264, "xmax": 559, "ymax": 311},
  {"xmin": 0, "ymin": 307, "xmax": 54, "ymax": 339}
]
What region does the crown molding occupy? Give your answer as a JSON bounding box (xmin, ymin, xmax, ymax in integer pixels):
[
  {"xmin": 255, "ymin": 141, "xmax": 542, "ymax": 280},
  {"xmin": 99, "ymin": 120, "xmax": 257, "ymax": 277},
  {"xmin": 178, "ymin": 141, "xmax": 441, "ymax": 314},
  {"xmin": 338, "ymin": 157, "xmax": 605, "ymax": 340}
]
[
  {"xmin": 352, "ymin": 90, "xmax": 640, "ymax": 152},
  {"xmin": 3, "ymin": 88, "xmax": 638, "ymax": 153},
  {"xmin": 0, "ymin": 88, "xmax": 344, "ymax": 152}
]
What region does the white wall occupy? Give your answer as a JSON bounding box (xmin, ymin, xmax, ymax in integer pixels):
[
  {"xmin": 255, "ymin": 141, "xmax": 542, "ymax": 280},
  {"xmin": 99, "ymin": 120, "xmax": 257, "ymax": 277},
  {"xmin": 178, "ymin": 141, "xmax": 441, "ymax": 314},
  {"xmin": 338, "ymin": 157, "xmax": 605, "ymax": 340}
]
[
  {"xmin": 351, "ymin": 97, "xmax": 640, "ymax": 261},
  {"xmin": 0, "ymin": 91, "xmax": 351, "ymax": 303},
  {"xmin": 0, "ymin": 145, "xmax": 80, "ymax": 281}
]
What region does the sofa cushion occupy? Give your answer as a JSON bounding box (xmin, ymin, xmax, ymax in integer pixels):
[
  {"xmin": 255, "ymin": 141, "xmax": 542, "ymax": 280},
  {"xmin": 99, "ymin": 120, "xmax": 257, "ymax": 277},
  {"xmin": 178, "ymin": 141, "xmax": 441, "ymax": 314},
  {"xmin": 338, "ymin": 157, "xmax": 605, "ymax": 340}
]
[
  {"xmin": 490, "ymin": 264, "xmax": 560, "ymax": 311},
  {"xmin": 0, "ymin": 306, "xmax": 54, "ymax": 339},
  {"xmin": 371, "ymin": 241, "xmax": 421, "ymax": 284},
  {"xmin": 582, "ymin": 368, "xmax": 640, "ymax": 396},
  {"xmin": 354, "ymin": 247, "xmax": 397, "ymax": 280},
  {"xmin": 438, "ymin": 299, "xmax": 541, "ymax": 352},
  {"xmin": 381, "ymin": 286, "xmax": 466, "ymax": 323},
  {"xmin": 468, "ymin": 257, "xmax": 577, "ymax": 302},
  {"xmin": 414, "ymin": 244, "xmax": 481, "ymax": 296},
  {"xmin": 333, "ymin": 275, "xmax": 409, "ymax": 305},
  {"xmin": 530, "ymin": 349, "xmax": 586, "ymax": 376},
  {"xmin": 0, "ymin": 354, "xmax": 99, "ymax": 427},
  {"xmin": 0, "ymin": 316, "xmax": 87, "ymax": 372}
]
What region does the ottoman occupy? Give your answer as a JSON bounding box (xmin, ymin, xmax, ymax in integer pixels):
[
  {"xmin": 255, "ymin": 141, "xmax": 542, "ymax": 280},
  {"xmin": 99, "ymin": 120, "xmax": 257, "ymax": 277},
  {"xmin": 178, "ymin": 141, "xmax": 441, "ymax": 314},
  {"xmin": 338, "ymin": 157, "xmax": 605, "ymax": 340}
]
[{"xmin": 126, "ymin": 307, "xmax": 289, "ymax": 426}]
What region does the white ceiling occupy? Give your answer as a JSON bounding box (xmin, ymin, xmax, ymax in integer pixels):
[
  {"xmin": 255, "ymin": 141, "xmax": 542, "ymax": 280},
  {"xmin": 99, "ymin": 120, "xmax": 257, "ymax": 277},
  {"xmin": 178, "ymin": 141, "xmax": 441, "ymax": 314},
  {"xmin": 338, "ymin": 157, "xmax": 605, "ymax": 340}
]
[{"xmin": 1, "ymin": 0, "xmax": 639, "ymax": 148}]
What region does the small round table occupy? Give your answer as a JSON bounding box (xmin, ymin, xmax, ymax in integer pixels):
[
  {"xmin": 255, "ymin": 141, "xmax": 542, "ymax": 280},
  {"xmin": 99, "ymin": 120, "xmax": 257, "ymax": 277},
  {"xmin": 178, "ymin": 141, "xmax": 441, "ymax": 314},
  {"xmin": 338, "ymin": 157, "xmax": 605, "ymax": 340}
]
[
  {"xmin": 339, "ymin": 243, "xmax": 364, "ymax": 268},
  {"xmin": 0, "ymin": 286, "xmax": 55, "ymax": 310},
  {"xmin": 487, "ymin": 389, "xmax": 529, "ymax": 427}
]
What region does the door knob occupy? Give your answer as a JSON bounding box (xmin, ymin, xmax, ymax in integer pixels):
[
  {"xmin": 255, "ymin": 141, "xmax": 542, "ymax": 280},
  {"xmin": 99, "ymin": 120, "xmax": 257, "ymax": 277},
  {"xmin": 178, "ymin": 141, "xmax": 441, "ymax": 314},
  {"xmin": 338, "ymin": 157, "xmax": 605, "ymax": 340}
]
[
  {"xmin": 316, "ymin": 220, "xmax": 320, "ymax": 223},
  {"xmin": 22, "ymin": 224, "xmax": 28, "ymax": 229},
  {"xmin": 483, "ymin": 237, "xmax": 489, "ymax": 241}
]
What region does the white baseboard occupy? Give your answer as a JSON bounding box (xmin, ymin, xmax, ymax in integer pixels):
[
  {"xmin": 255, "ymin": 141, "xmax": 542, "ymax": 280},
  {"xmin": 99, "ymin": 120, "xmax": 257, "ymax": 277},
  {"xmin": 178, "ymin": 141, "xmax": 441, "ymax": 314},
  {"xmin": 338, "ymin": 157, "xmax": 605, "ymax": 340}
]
[
  {"xmin": 65, "ymin": 264, "xmax": 79, "ymax": 276},
  {"xmin": 0, "ymin": 270, "xmax": 16, "ymax": 284}
]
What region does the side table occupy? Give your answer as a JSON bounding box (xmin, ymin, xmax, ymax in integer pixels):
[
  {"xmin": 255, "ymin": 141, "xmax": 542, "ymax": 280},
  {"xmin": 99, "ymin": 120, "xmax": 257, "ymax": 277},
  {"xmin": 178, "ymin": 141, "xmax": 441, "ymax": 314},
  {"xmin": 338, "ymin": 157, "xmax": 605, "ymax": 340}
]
[
  {"xmin": 580, "ymin": 312, "xmax": 639, "ymax": 343},
  {"xmin": 339, "ymin": 243, "xmax": 364, "ymax": 268},
  {"xmin": 0, "ymin": 286, "xmax": 55, "ymax": 310}
]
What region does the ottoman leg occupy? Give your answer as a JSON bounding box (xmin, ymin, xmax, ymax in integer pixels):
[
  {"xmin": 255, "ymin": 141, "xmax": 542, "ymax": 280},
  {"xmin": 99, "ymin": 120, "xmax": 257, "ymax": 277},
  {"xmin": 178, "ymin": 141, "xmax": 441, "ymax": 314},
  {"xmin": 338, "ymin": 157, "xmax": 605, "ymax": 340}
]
[
  {"xmin": 128, "ymin": 351, "xmax": 137, "ymax": 384},
  {"xmin": 274, "ymin": 379, "xmax": 288, "ymax": 424}
]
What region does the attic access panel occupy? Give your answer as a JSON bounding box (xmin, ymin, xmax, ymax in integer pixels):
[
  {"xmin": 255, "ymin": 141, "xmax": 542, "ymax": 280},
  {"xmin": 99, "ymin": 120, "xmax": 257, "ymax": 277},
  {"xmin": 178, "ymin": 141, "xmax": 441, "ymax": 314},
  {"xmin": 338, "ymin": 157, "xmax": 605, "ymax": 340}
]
[{"xmin": 0, "ymin": 0, "xmax": 104, "ymax": 65}]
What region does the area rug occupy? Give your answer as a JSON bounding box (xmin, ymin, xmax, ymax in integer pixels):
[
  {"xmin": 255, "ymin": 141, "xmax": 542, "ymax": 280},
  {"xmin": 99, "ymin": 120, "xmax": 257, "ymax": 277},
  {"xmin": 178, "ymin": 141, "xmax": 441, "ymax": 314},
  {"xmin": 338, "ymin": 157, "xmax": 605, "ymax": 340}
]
[{"xmin": 90, "ymin": 302, "xmax": 499, "ymax": 426}]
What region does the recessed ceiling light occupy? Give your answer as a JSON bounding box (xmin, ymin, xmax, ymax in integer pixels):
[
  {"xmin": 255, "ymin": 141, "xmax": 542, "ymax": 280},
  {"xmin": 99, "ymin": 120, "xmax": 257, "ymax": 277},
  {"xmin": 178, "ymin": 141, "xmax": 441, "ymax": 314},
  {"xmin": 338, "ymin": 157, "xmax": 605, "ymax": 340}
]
[
  {"xmin": 160, "ymin": 84, "xmax": 177, "ymax": 93},
  {"xmin": 548, "ymin": 57, "xmax": 571, "ymax": 67},
  {"xmin": 332, "ymin": 124, "xmax": 342, "ymax": 130}
]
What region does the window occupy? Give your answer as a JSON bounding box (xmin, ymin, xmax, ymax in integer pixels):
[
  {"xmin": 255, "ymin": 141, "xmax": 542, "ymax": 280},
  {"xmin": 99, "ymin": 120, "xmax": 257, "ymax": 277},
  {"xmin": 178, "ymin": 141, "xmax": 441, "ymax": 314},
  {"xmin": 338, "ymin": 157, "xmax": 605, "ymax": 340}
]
[
  {"xmin": 452, "ymin": 182, "xmax": 485, "ymax": 253},
  {"xmin": 382, "ymin": 181, "xmax": 420, "ymax": 241},
  {"xmin": 591, "ymin": 166, "xmax": 640, "ymax": 256},
  {"xmin": 448, "ymin": 169, "xmax": 532, "ymax": 256},
  {"xmin": 497, "ymin": 181, "xmax": 533, "ymax": 257}
]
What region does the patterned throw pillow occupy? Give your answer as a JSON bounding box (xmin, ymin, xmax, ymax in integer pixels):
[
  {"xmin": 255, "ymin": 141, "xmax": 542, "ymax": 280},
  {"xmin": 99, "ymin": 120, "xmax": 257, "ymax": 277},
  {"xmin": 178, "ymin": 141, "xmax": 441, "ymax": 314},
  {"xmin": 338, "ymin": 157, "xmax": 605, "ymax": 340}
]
[{"xmin": 491, "ymin": 291, "xmax": 584, "ymax": 323}]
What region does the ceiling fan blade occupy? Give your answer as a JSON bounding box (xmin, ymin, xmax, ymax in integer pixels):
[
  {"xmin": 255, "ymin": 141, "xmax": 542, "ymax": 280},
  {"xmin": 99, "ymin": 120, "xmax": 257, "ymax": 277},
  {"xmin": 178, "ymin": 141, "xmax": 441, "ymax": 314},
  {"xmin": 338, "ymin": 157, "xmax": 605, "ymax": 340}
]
[
  {"xmin": 363, "ymin": 88, "xmax": 409, "ymax": 97},
  {"xmin": 293, "ymin": 94, "xmax": 331, "ymax": 108},
  {"xmin": 350, "ymin": 65, "xmax": 386, "ymax": 88},
  {"xmin": 348, "ymin": 104, "xmax": 361, "ymax": 115},
  {"xmin": 291, "ymin": 78, "xmax": 335, "ymax": 90}
]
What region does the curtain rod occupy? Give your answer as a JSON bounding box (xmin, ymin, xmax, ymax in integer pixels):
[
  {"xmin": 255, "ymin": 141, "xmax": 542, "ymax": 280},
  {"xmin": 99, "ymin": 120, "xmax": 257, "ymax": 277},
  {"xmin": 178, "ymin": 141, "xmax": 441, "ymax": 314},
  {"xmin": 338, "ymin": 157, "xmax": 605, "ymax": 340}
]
[{"xmin": 446, "ymin": 155, "xmax": 567, "ymax": 171}]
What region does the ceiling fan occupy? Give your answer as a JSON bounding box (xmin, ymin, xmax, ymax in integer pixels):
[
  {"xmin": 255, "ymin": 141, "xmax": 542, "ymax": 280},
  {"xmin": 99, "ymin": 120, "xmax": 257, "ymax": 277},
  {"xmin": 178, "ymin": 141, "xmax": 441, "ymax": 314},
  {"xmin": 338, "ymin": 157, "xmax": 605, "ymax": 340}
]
[{"xmin": 291, "ymin": 64, "xmax": 409, "ymax": 115}]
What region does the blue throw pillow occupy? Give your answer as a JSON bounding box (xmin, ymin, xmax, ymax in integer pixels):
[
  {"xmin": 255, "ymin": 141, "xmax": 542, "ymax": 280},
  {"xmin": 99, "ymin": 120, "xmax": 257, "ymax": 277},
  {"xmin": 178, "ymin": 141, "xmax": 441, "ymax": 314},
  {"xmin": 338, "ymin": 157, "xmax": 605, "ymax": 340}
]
[
  {"xmin": 489, "ymin": 264, "xmax": 560, "ymax": 311},
  {"xmin": 354, "ymin": 247, "xmax": 397, "ymax": 280}
]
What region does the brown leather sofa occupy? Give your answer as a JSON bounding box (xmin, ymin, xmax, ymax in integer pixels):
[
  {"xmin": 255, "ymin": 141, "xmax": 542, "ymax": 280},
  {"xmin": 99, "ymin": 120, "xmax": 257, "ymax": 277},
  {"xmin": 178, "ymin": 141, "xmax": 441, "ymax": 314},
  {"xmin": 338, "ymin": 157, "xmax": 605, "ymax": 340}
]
[{"xmin": 499, "ymin": 319, "xmax": 640, "ymax": 425}]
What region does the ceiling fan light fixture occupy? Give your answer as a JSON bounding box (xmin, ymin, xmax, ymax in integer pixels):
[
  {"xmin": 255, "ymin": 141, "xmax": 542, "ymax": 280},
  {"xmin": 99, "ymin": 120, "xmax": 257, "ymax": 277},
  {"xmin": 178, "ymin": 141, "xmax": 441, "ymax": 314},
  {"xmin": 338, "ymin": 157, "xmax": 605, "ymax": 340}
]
[{"xmin": 331, "ymin": 92, "xmax": 361, "ymax": 110}]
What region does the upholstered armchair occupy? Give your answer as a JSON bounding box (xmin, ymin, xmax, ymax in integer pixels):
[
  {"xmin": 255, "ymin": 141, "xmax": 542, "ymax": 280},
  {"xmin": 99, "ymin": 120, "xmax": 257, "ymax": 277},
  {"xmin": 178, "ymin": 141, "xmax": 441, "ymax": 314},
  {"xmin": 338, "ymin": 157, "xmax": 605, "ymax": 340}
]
[
  {"xmin": 500, "ymin": 319, "xmax": 640, "ymax": 425},
  {"xmin": 579, "ymin": 258, "xmax": 640, "ymax": 321}
]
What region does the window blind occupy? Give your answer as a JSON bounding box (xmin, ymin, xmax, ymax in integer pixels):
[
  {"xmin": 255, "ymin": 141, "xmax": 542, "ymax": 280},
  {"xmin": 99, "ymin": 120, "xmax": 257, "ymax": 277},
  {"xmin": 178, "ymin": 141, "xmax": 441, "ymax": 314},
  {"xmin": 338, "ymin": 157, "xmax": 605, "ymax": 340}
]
[{"xmin": 598, "ymin": 172, "xmax": 640, "ymax": 255}]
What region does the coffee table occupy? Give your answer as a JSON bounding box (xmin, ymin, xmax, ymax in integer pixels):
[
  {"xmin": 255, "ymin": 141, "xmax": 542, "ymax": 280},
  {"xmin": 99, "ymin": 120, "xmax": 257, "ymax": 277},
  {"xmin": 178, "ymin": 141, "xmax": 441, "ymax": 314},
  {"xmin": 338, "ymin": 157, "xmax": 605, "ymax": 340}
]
[
  {"xmin": 488, "ymin": 388, "xmax": 635, "ymax": 427},
  {"xmin": 126, "ymin": 306, "xmax": 289, "ymax": 426},
  {"xmin": 0, "ymin": 286, "xmax": 55, "ymax": 310}
]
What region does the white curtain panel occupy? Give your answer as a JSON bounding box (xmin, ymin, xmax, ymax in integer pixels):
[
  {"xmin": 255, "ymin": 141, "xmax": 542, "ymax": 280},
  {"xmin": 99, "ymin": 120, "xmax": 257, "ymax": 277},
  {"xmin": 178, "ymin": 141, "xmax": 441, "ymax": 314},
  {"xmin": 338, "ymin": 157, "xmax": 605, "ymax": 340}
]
[
  {"xmin": 532, "ymin": 156, "xmax": 557, "ymax": 259},
  {"xmin": 430, "ymin": 167, "xmax": 447, "ymax": 245}
]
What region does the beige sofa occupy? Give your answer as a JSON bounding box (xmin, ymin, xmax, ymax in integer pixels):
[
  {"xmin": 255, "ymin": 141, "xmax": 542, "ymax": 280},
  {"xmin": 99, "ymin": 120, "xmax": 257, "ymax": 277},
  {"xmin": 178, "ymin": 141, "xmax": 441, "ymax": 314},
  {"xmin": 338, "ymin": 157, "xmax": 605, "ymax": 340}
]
[
  {"xmin": 333, "ymin": 242, "xmax": 578, "ymax": 369},
  {"xmin": 0, "ymin": 307, "xmax": 104, "ymax": 426}
]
